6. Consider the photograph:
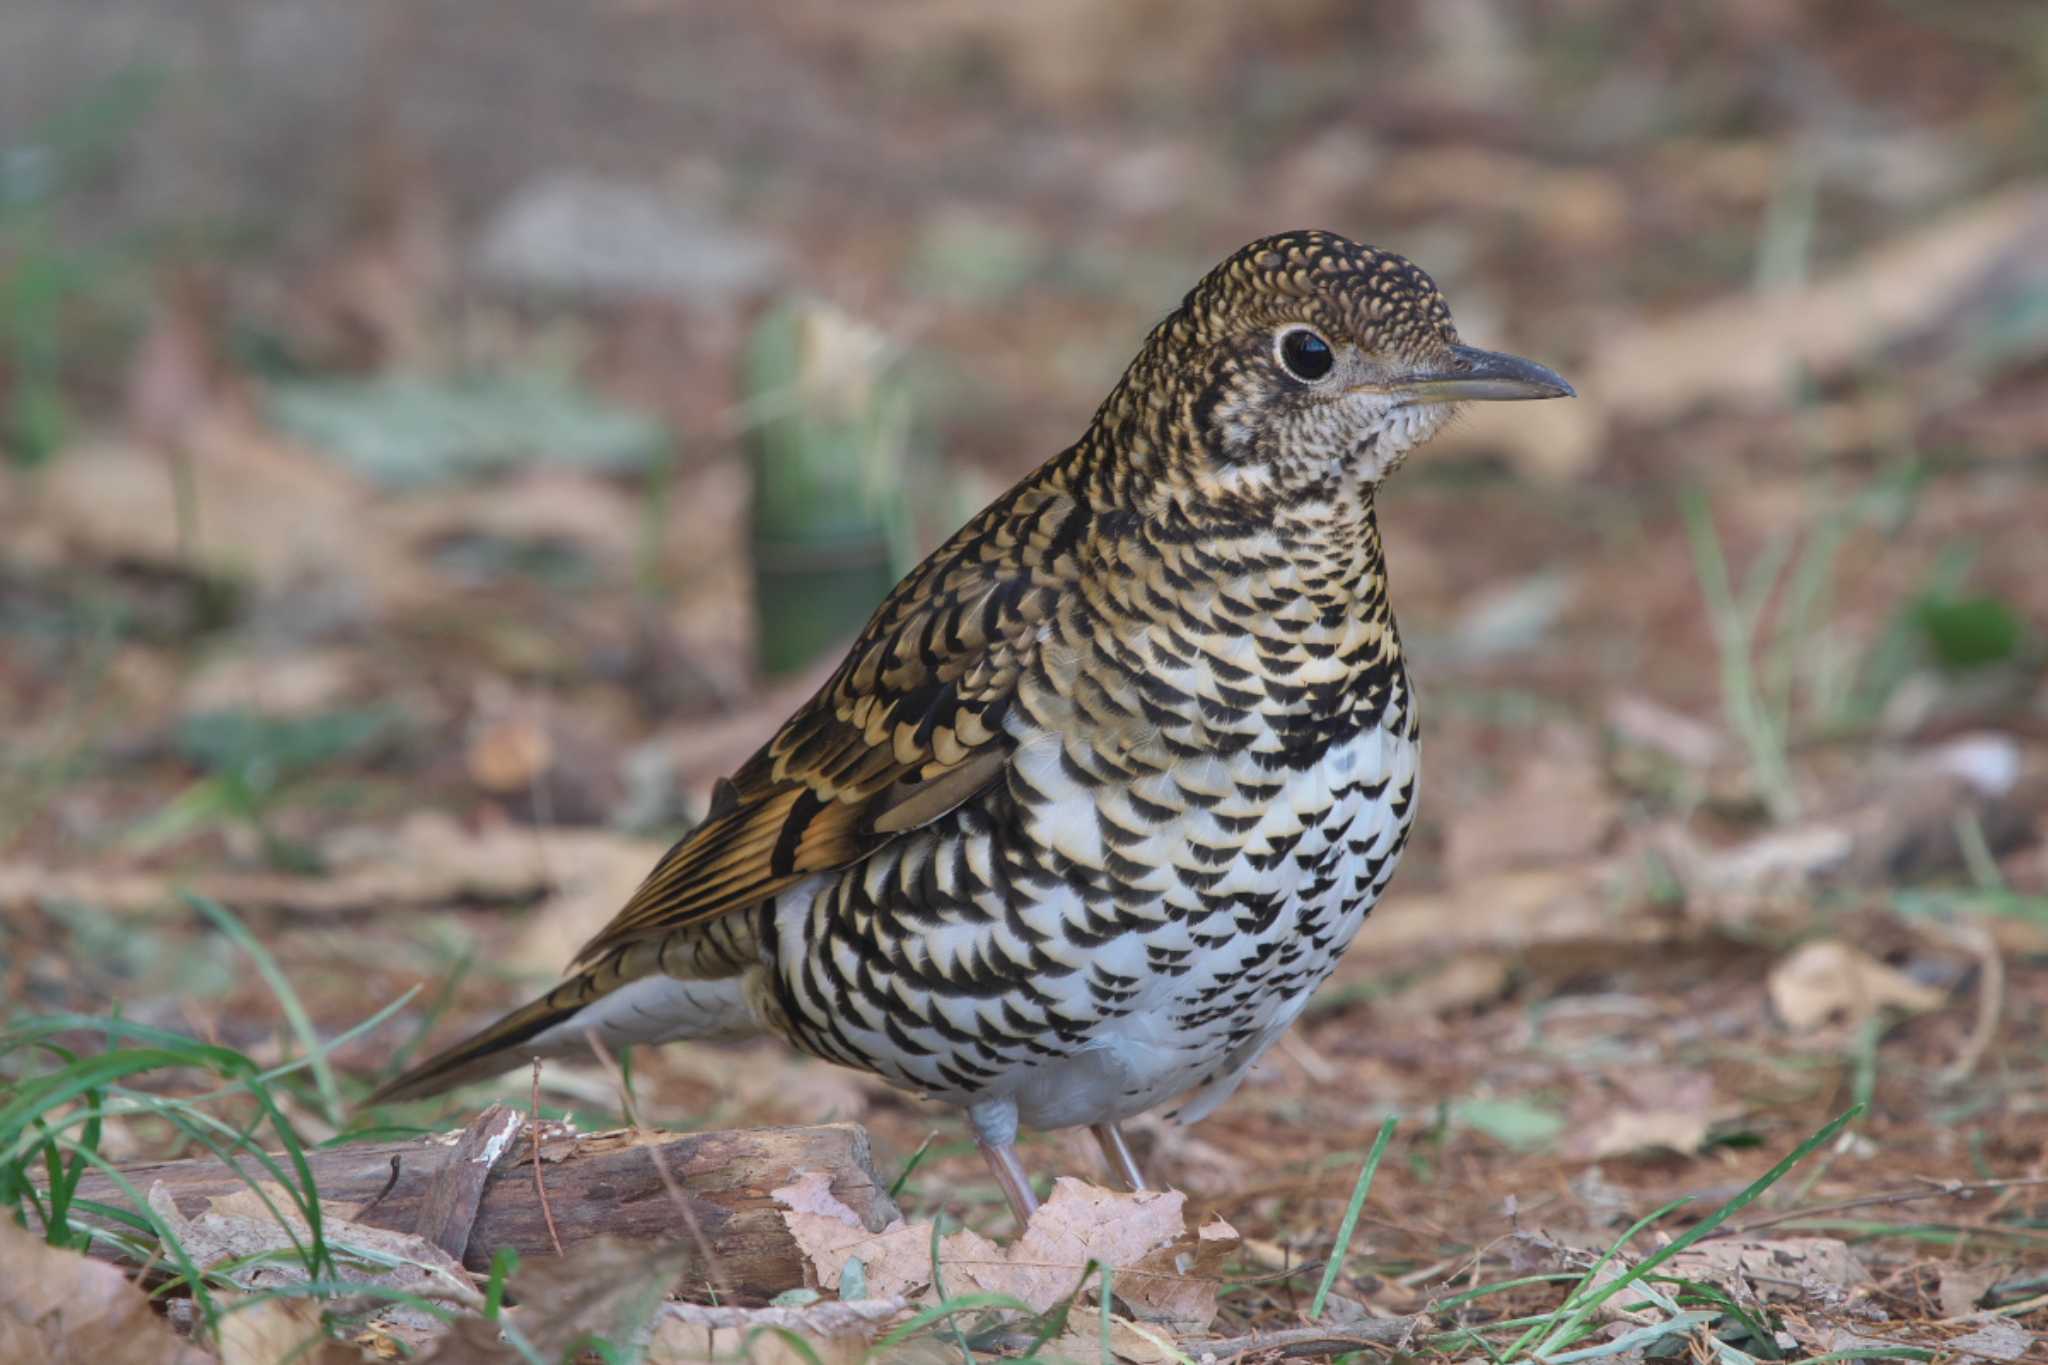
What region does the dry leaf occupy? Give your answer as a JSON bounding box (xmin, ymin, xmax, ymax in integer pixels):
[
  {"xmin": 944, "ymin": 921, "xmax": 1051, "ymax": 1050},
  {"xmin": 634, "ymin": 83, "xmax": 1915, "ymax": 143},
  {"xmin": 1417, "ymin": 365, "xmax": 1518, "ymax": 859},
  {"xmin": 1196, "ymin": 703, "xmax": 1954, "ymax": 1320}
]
[
  {"xmin": 1590, "ymin": 188, "xmax": 2048, "ymax": 425},
  {"xmin": 644, "ymin": 1298, "xmax": 908, "ymax": 1365},
  {"xmin": 1667, "ymin": 1238, "xmax": 1869, "ymax": 1306},
  {"xmin": 148, "ymin": 1179, "xmax": 480, "ymax": 1341},
  {"xmin": 773, "ymin": 1172, "xmax": 1235, "ymax": 1329},
  {"xmin": 1120, "ymin": 1215, "xmax": 1240, "ymax": 1329},
  {"xmin": 1, "ymin": 814, "xmax": 667, "ymax": 930},
  {"xmin": 1946, "ymin": 1316, "xmax": 2032, "ymax": 1362},
  {"xmin": 423, "ymin": 1238, "xmax": 696, "ymax": 1364},
  {"xmin": 218, "ymin": 1294, "xmax": 367, "ymax": 1365},
  {"xmin": 1935, "ymin": 1263, "xmax": 2002, "ymax": 1320},
  {"xmin": 1360, "ymin": 866, "xmax": 1653, "ymax": 958},
  {"xmin": 466, "ymin": 714, "xmax": 555, "ymax": 794},
  {"xmin": 1046, "ymin": 1314, "xmax": 1184, "ymax": 1364},
  {"xmin": 1579, "ymin": 1109, "xmax": 1711, "ymax": 1159},
  {"xmin": 1766, "ymin": 940, "xmax": 1948, "ymax": 1032},
  {"xmin": 0, "ymin": 1219, "xmax": 211, "ymax": 1365},
  {"xmin": 1381, "ymin": 952, "xmax": 1513, "ymax": 1017},
  {"xmin": 1572, "ymin": 1069, "xmax": 1727, "ymax": 1159}
]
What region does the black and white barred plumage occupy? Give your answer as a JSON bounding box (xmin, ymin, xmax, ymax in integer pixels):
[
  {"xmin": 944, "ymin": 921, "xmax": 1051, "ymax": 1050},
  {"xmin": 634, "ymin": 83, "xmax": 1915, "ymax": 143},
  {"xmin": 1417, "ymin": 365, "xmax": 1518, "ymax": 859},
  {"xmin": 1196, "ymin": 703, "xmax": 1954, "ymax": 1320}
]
[{"xmin": 370, "ymin": 230, "xmax": 1571, "ymax": 1216}]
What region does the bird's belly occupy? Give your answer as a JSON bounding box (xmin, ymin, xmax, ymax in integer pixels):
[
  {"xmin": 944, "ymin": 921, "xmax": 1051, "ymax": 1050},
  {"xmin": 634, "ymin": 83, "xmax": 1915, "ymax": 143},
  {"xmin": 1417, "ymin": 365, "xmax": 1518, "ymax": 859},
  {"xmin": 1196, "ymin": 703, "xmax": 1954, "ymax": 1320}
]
[
  {"xmin": 1011, "ymin": 723, "xmax": 1418, "ymax": 1129},
  {"xmin": 766, "ymin": 714, "xmax": 1419, "ymax": 1132}
]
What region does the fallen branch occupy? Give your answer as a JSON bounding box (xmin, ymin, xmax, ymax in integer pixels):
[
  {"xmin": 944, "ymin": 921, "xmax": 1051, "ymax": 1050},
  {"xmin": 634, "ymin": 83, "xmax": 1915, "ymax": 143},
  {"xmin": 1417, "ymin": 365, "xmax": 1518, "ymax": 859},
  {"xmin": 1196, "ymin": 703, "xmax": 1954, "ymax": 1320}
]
[{"xmin": 62, "ymin": 1121, "xmax": 899, "ymax": 1303}]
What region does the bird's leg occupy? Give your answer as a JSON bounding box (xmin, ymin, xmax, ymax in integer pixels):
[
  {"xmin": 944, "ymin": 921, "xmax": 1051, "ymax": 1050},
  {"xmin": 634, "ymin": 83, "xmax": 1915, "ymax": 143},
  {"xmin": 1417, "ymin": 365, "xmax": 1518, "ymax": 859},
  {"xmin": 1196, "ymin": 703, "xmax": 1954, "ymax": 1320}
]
[
  {"xmin": 1097, "ymin": 1121, "xmax": 1192, "ymax": 1271},
  {"xmin": 969, "ymin": 1098, "xmax": 1038, "ymax": 1230},
  {"xmin": 1091, "ymin": 1122, "xmax": 1148, "ymax": 1192},
  {"xmin": 978, "ymin": 1139, "xmax": 1040, "ymax": 1229}
]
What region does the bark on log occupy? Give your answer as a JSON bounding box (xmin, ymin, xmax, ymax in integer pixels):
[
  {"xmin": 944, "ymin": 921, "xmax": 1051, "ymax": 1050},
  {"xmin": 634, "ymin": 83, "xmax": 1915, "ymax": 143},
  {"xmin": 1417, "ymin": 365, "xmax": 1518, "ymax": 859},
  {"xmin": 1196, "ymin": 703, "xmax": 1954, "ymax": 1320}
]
[{"xmin": 66, "ymin": 1121, "xmax": 898, "ymax": 1303}]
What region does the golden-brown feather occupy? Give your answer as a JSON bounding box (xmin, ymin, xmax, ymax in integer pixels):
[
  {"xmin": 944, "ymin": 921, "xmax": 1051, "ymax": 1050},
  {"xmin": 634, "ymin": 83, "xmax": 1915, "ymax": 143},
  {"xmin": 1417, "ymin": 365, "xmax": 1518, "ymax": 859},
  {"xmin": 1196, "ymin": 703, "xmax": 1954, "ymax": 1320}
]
[{"xmin": 566, "ymin": 481, "xmax": 1084, "ymax": 968}]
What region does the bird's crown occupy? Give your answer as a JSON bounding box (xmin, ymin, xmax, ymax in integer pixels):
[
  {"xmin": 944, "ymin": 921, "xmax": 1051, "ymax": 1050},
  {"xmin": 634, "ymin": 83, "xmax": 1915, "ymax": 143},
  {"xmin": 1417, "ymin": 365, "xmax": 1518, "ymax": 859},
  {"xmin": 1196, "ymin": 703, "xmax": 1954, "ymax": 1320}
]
[
  {"xmin": 1177, "ymin": 229, "xmax": 1459, "ymax": 361},
  {"xmin": 1087, "ymin": 229, "xmax": 1571, "ymax": 509}
]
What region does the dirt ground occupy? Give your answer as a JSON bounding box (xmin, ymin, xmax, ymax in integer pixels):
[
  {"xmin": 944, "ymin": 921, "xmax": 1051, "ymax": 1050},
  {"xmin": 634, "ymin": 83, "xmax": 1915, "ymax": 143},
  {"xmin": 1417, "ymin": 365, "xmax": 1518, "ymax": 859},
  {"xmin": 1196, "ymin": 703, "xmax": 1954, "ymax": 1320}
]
[{"xmin": 3, "ymin": 2, "xmax": 2046, "ymax": 1361}]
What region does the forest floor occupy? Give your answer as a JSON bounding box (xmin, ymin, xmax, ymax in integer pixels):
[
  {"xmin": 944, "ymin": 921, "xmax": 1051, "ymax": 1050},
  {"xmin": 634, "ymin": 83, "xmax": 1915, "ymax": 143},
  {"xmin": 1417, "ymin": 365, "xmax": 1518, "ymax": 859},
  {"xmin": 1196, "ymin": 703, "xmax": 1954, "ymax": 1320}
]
[{"xmin": 4, "ymin": 3, "xmax": 2046, "ymax": 1361}]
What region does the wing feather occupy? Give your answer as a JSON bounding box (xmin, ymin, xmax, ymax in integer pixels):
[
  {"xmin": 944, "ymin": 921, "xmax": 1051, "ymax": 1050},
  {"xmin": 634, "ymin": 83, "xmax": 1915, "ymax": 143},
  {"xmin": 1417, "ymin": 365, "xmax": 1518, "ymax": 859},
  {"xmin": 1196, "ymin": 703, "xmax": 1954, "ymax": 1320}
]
[{"xmin": 568, "ymin": 476, "xmax": 1087, "ymax": 968}]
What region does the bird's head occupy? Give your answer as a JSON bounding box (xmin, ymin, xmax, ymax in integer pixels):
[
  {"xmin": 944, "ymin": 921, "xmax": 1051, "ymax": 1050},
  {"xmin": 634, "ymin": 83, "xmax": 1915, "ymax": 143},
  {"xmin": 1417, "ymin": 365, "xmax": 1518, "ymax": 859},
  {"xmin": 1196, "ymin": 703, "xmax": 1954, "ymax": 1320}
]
[{"xmin": 1115, "ymin": 229, "xmax": 1573, "ymax": 515}]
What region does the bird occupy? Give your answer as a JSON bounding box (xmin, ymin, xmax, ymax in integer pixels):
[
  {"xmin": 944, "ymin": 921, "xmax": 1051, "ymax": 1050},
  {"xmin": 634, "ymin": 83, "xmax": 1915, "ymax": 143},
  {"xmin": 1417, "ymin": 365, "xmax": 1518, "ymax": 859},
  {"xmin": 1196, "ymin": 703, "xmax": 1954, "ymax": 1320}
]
[{"xmin": 368, "ymin": 229, "xmax": 1574, "ymax": 1228}]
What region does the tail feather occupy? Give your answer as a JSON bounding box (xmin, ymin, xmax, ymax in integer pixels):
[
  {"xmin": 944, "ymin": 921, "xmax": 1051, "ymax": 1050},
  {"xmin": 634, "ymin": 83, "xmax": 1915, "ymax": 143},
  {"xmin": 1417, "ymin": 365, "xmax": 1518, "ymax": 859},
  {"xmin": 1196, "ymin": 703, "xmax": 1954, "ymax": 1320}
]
[
  {"xmin": 365, "ymin": 947, "xmax": 761, "ymax": 1107},
  {"xmin": 365, "ymin": 951, "xmax": 639, "ymax": 1106},
  {"xmin": 366, "ymin": 986, "xmax": 586, "ymax": 1106}
]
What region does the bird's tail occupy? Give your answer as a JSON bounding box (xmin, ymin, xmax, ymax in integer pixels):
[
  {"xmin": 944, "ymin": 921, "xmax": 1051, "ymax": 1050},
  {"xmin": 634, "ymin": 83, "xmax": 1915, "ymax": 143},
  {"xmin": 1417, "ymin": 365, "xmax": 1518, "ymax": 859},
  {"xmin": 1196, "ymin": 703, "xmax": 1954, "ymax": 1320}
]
[{"xmin": 365, "ymin": 950, "xmax": 647, "ymax": 1106}]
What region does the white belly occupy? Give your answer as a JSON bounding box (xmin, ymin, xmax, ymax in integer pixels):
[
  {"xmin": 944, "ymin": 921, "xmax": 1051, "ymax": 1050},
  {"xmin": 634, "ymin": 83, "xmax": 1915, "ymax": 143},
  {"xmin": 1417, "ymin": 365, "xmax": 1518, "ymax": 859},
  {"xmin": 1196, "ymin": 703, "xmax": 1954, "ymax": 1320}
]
[{"xmin": 1004, "ymin": 720, "xmax": 1419, "ymax": 1131}]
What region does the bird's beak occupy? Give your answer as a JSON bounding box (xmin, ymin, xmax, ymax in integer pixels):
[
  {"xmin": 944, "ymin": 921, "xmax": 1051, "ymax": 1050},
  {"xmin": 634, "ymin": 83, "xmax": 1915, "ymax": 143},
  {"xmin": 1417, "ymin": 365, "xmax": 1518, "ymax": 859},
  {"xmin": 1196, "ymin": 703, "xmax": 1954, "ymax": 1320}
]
[{"xmin": 1396, "ymin": 344, "xmax": 1576, "ymax": 404}]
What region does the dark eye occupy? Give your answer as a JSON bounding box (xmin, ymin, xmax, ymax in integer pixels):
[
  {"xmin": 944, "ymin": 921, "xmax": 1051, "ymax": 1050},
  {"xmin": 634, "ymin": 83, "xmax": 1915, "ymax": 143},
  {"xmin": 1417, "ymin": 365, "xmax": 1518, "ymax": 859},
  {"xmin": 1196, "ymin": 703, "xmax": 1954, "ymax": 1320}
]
[{"xmin": 1277, "ymin": 328, "xmax": 1334, "ymax": 382}]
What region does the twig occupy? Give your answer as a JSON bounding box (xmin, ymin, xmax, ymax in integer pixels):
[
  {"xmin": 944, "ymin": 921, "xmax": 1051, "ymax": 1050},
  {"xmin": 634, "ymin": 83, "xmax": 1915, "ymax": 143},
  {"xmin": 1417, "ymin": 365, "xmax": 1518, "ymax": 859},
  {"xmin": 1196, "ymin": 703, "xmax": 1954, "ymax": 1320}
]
[
  {"xmin": 1909, "ymin": 895, "xmax": 2005, "ymax": 1087},
  {"xmin": 1194, "ymin": 1316, "xmax": 1427, "ymax": 1361},
  {"xmin": 530, "ymin": 1059, "xmax": 564, "ymax": 1257},
  {"xmin": 354, "ymin": 1155, "xmax": 404, "ymax": 1221},
  {"xmin": 1724, "ymin": 1177, "xmax": 2048, "ymax": 1237}
]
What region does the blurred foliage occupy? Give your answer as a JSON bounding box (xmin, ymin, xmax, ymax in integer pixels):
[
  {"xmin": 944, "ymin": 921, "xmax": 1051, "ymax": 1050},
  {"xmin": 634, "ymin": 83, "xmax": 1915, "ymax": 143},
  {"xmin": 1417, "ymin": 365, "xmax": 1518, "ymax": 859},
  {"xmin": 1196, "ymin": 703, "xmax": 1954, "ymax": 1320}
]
[
  {"xmin": 0, "ymin": 71, "xmax": 157, "ymax": 466},
  {"xmin": 266, "ymin": 372, "xmax": 670, "ymax": 489},
  {"xmin": 1915, "ymin": 593, "xmax": 2024, "ymax": 671},
  {"xmin": 745, "ymin": 299, "xmax": 919, "ymax": 675},
  {"xmin": 125, "ymin": 706, "xmax": 402, "ymax": 869}
]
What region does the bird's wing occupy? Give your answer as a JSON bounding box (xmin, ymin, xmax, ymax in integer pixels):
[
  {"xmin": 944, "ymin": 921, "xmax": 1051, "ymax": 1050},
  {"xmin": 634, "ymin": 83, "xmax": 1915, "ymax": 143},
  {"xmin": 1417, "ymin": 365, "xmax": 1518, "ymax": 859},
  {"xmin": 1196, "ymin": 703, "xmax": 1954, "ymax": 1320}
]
[{"xmin": 569, "ymin": 476, "xmax": 1088, "ymax": 968}]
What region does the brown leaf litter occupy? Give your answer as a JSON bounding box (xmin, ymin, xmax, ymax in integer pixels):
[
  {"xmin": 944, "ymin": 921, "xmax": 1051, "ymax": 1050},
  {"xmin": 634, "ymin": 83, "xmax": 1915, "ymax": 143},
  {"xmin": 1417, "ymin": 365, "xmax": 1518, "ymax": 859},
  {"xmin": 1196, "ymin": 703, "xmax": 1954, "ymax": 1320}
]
[
  {"xmin": 0, "ymin": 1219, "xmax": 212, "ymax": 1365},
  {"xmin": 774, "ymin": 1170, "xmax": 1239, "ymax": 1331}
]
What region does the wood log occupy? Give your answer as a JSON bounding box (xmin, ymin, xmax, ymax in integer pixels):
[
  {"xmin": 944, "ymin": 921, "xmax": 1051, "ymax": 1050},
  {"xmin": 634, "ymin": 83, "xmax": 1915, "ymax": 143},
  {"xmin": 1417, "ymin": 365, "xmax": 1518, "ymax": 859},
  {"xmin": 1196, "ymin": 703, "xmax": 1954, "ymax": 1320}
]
[{"xmin": 64, "ymin": 1121, "xmax": 899, "ymax": 1303}]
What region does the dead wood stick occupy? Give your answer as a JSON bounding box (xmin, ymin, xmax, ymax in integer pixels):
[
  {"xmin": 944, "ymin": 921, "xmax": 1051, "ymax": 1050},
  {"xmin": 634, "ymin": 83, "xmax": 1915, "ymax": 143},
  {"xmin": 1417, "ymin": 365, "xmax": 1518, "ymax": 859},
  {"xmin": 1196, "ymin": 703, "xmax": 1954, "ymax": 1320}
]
[
  {"xmin": 64, "ymin": 1121, "xmax": 898, "ymax": 1304},
  {"xmin": 413, "ymin": 1103, "xmax": 524, "ymax": 1262}
]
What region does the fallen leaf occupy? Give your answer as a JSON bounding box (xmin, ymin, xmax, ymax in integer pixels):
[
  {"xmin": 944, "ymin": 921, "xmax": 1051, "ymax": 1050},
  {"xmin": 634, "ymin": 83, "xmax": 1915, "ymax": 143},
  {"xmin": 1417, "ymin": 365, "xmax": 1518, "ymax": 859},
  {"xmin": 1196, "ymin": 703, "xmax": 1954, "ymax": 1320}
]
[
  {"xmin": 1120, "ymin": 1215, "xmax": 1240, "ymax": 1329},
  {"xmin": 1766, "ymin": 940, "xmax": 1949, "ymax": 1033},
  {"xmin": 148, "ymin": 1179, "xmax": 480, "ymax": 1346},
  {"xmin": 1947, "ymin": 1316, "xmax": 2032, "ymax": 1362},
  {"xmin": 1573, "ymin": 1069, "xmax": 1730, "ymax": 1158},
  {"xmin": 465, "ymin": 713, "xmax": 555, "ymax": 794},
  {"xmin": 422, "ymin": 1238, "xmax": 696, "ymax": 1364},
  {"xmin": 1578, "ymin": 1108, "xmax": 1711, "ymax": 1159},
  {"xmin": 1667, "ymin": 1238, "xmax": 1869, "ymax": 1305},
  {"xmin": 0, "ymin": 814, "xmax": 667, "ymax": 932},
  {"xmin": 1359, "ymin": 867, "xmax": 1647, "ymax": 958},
  {"xmin": 1590, "ymin": 188, "xmax": 2048, "ymax": 425},
  {"xmin": 218, "ymin": 1294, "xmax": 366, "ymax": 1365},
  {"xmin": 266, "ymin": 372, "xmax": 667, "ymax": 489},
  {"xmin": 1936, "ymin": 1263, "xmax": 2002, "ymax": 1320},
  {"xmin": 0, "ymin": 1219, "xmax": 212, "ymax": 1364},
  {"xmin": 473, "ymin": 172, "xmax": 783, "ymax": 304},
  {"xmin": 182, "ymin": 647, "xmax": 364, "ymax": 717},
  {"xmin": 773, "ymin": 1172, "xmax": 1234, "ymax": 1329},
  {"xmin": 643, "ymin": 1298, "xmax": 909, "ymax": 1365},
  {"xmin": 1045, "ymin": 1314, "xmax": 1184, "ymax": 1364},
  {"xmin": 1381, "ymin": 952, "xmax": 1512, "ymax": 1017}
]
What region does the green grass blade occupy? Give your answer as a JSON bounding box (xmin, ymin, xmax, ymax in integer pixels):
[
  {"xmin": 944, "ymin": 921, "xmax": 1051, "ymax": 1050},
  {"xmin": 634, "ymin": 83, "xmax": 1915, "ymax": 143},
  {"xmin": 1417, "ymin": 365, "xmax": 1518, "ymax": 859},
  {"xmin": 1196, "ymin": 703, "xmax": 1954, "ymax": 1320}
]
[
  {"xmin": 1532, "ymin": 1106, "xmax": 1863, "ymax": 1359},
  {"xmin": 1309, "ymin": 1115, "xmax": 1398, "ymax": 1321},
  {"xmin": 184, "ymin": 892, "xmax": 343, "ymax": 1125}
]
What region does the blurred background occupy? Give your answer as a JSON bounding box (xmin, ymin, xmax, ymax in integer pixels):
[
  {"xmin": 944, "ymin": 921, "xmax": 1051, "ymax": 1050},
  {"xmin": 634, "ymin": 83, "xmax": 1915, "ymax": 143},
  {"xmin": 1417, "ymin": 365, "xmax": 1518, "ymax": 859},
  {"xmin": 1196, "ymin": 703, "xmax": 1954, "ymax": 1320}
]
[{"xmin": 3, "ymin": 0, "xmax": 2046, "ymax": 1335}]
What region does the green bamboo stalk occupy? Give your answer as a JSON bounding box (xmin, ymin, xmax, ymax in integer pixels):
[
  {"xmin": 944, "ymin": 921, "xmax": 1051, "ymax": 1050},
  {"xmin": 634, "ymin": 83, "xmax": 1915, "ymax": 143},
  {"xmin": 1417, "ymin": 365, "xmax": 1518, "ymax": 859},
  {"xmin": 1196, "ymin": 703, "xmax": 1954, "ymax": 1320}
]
[{"xmin": 743, "ymin": 299, "xmax": 916, "ymax": 675}]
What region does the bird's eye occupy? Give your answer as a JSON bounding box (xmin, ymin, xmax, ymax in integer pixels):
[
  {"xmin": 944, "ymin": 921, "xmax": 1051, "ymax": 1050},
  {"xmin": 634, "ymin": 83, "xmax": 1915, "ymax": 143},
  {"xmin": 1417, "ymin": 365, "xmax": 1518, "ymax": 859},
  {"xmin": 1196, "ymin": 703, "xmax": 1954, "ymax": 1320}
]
[{"xmin": 1277, "ymin": 328, "xmax": 1334, "ymax": 382}]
